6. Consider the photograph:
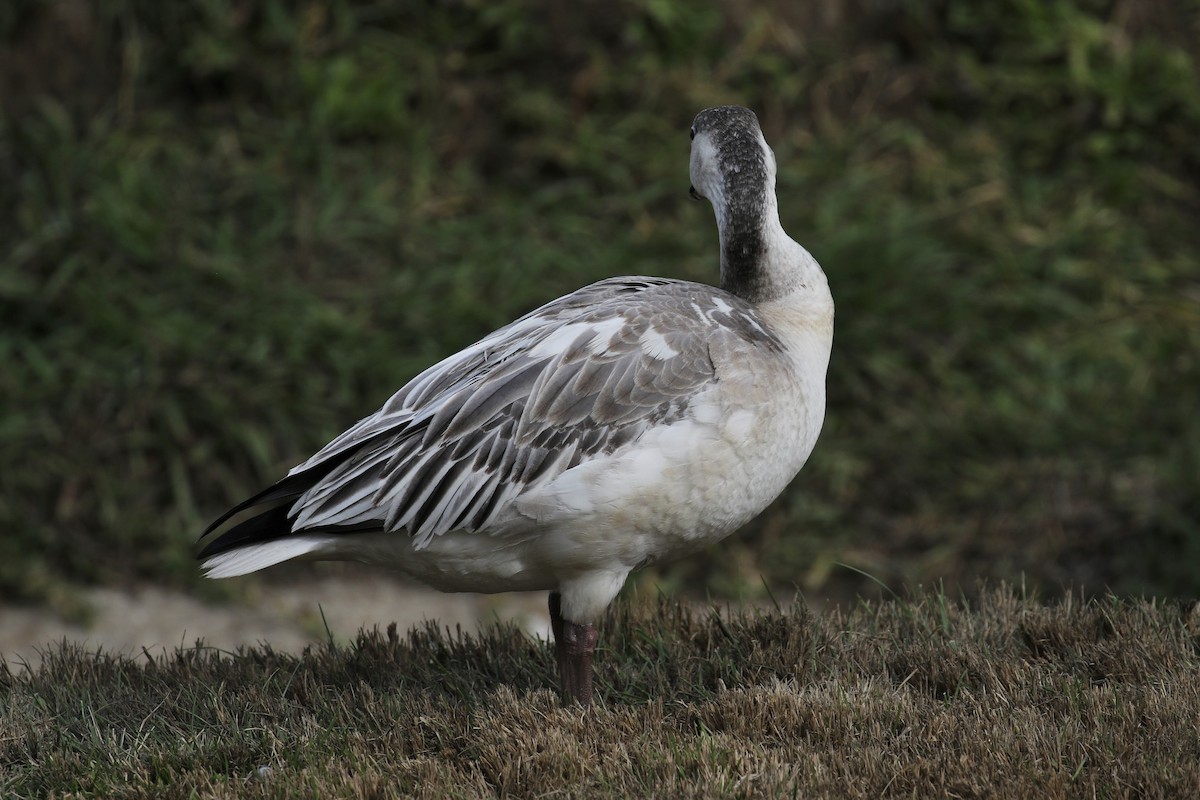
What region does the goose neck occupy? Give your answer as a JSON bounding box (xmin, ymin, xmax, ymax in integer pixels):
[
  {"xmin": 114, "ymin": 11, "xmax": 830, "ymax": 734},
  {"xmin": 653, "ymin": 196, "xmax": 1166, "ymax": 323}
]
[{"xmin": 716, "ymin": 190, "xmax": 787, "ymax": 304}]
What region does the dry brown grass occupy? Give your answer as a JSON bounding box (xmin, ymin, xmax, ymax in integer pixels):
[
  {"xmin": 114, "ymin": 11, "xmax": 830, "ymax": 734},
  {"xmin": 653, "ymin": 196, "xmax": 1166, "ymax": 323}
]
[{"xmin": 3, "ymin": 587, "xmax": 1199, "ymax": 798}]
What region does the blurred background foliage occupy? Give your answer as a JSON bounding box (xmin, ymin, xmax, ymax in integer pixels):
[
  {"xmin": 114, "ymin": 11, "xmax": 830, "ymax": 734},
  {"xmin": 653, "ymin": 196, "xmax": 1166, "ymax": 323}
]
[{"xmin": 1, "ymin": 0, "xmax": 1197, "ymax": 607}]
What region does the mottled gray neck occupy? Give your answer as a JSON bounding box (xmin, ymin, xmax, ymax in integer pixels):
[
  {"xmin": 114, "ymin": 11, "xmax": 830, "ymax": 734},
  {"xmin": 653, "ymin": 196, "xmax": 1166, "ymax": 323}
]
[
  {"xmin": 690, "ymin": 106, "xmax": 794, "ymax": 304},
  {"xmin": 716, "ymin": 174, "xmax": 778, "ymax": 303}
]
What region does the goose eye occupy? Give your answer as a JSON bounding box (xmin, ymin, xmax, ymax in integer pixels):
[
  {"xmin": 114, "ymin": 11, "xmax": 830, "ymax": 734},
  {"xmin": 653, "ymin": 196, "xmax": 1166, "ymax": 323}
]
[{"xmin": 689, "ymin": 127, "xmax": 696, "ymax": 141}]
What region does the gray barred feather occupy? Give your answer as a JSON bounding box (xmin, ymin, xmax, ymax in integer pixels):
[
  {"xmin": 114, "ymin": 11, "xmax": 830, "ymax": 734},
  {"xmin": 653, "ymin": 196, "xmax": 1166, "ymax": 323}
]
[{"xmin": 284, "ymin": 276, "xmax": 784, "ymax": 548}]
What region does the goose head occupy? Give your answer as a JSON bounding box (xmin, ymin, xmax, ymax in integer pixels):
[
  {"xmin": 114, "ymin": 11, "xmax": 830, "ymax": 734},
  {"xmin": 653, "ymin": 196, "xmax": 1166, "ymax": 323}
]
[{"xmin": 688, "ymin": 105, "xmax": 777, "ymax": 228}]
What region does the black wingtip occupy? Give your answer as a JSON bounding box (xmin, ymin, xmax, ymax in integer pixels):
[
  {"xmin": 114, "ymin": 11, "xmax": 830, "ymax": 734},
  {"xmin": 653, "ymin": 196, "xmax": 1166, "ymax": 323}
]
[
  {"xmin": 197, "ymin": 502, "xmax": 297, "ymax": 560},
  {"xmin": 198, "ymin": 477, "xmax": 301, "ymax": 541},
  {"xmin": 199, "ymin": 426, "xmax": 397, "ymax": 563},
  {"xmin": 198, "ymin": 444, "xmax": 374, "ymax": 548}
]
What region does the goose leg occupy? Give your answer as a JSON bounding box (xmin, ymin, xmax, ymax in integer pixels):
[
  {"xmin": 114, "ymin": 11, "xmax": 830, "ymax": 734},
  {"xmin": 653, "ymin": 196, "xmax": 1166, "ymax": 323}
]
[
  {"xmin": 548, "ymin": 591, "xmax": 599, "ymax": 706},
  {"xmin": 549, "ymin": 591, "xmax": 566, "ymax": 677}
]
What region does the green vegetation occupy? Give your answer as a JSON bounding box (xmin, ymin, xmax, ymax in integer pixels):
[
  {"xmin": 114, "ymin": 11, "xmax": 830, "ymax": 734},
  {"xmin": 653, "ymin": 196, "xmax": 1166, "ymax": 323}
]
[
  {"xmin": 2, "ymin": 1, "xmax": 1198, "ymax": 603},
  {"xmin": 4, "ymin": 588, "xmax": 1199, "ymax": 797}
]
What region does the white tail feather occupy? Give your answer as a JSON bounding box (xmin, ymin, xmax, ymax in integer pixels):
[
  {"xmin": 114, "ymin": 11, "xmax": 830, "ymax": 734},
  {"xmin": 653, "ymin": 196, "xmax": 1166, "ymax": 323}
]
[{"xmin": 202, "ymin": 535, "xmax": 335, "ymax": 579}]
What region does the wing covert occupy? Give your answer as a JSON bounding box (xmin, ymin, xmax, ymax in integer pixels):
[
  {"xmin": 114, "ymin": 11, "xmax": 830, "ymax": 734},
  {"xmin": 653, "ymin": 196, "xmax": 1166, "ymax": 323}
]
[{"xmin": 285, "ymin": 277, "xmax": 781, "ymax": 546}]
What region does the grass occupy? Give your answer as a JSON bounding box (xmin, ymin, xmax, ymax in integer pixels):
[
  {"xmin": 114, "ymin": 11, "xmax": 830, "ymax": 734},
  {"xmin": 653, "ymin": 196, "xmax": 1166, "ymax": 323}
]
[
  {"xmin": 3, "ymin": 587, "xmax": 1198, "ymax": 797},
  {"xmin": 2, "ymin": 0, "xmax": 1199, "ymax": 606}
]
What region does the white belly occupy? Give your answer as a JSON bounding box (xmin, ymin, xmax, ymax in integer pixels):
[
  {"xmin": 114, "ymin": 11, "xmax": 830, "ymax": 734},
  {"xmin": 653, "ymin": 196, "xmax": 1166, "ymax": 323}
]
[{"xmin": 519, "ymin": 373, "xmax": 824, "ymax": 566}]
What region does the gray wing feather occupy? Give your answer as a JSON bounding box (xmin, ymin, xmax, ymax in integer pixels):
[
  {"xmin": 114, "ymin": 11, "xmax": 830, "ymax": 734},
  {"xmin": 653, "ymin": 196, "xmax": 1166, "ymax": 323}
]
[{"xmin": 287, "ymin": 277, "xmax": 782, "ymax": 546}]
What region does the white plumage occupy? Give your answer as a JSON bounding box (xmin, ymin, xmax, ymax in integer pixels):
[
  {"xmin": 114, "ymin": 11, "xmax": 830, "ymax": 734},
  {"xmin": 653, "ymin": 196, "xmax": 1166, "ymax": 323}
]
[{"xmin": 199, "ymin": 106, "xmax": 834, "ymax": 704}]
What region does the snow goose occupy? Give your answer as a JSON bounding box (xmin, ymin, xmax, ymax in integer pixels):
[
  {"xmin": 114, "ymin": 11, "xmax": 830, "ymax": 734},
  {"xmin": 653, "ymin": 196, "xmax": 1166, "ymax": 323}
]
[{"xmin": 199, "ymin": 105, "xmax": 834, "ymax": 705}]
